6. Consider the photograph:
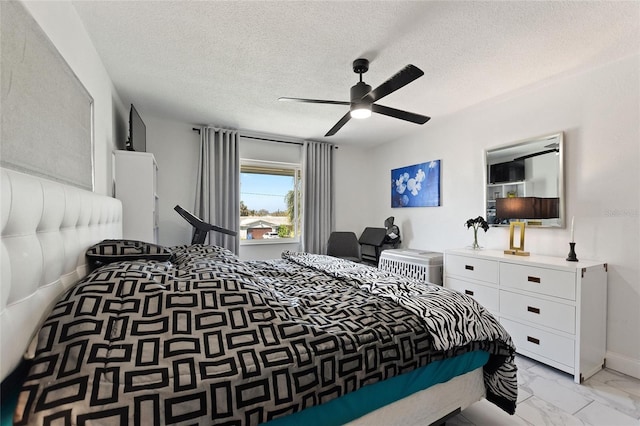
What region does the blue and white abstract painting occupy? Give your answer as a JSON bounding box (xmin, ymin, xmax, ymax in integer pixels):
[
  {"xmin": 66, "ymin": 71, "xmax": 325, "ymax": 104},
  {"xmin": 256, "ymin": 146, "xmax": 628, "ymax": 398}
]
[{"xmin": 391, "ymin": 160, "xmax": 441, "ymax": 207}]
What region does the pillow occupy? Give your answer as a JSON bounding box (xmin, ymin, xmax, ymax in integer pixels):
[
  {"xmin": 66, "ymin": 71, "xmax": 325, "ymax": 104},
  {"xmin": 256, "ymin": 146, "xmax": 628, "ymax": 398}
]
[{"xmin": 86, "ymin": 239, "xmax": 172, "ymax": 264}]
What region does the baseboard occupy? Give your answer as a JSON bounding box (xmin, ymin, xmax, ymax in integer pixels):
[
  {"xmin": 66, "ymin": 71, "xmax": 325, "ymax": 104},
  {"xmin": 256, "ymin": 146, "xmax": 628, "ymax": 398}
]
[{"xmin": 605, "ymin": 351, "xmax": 640, "ymax": 380}]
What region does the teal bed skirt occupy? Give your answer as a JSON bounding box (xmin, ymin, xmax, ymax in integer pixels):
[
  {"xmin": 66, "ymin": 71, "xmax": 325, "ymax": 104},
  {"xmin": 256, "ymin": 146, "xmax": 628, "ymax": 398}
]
[{"xmin": 265, "ymin": 350, "xmax": 489, "ymax": 426}]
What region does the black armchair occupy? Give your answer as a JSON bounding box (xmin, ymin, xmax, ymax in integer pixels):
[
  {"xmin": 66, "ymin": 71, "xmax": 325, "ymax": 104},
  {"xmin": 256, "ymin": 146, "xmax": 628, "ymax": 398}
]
[{"xmin": 326, "ymin": 232, "xmax": 361, "ymax": 263}]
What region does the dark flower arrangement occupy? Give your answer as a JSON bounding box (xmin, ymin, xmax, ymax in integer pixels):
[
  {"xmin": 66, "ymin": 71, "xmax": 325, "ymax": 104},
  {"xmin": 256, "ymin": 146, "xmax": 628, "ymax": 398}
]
[
  {"xmin": 465, "ymin": 216, "xmax": 489, "ymax": 249},
  {"xmin": 465, "ymin": 216, "xmax": 490, "ymax": 232}
]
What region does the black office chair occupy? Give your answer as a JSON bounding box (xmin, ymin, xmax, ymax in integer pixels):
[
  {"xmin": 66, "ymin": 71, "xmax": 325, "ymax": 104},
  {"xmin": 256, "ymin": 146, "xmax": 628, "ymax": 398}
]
[
  {"xmin": 174, "ymin": 205, "xmax": 237, "ymax": 245},
  {"xmin": 326, "ymin": 232, "xmax": 361, "ymax": 263},
  {"xmin": 358, "ymin": 227, "xmax": 387, "ymax": 264}
]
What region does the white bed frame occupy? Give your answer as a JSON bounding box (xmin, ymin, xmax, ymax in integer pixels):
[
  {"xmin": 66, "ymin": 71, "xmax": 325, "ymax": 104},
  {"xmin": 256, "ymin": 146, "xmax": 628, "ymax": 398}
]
[
  {"xmin": 0, "ymin": 167, "xmax": 484, "ymax": 425},
  {"xmin": 0, "ymin": 168, "xmax": 122, "ymax": 381}
]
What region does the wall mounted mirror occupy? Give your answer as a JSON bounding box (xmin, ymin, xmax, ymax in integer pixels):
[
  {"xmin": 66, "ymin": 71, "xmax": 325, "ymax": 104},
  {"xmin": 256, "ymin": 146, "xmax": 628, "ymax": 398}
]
[{"xmin": 485, "ymin": 132, "xmax": 564, "ymax": 228}]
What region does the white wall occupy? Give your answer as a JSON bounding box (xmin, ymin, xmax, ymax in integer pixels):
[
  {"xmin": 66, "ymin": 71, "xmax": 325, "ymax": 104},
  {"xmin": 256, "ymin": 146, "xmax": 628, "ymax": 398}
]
[
  {"xmin": 21, "ymin": 1, "xmax": 126, "ymax": 195},
  {"xmin": 527, "ymin": 154, "xmax": 558, "ymax": 197},
  {"xmin": 367, "ymin": 54, "xmax": 640, "ymax": 378},
  {"xmin": 333, "ymin": 145, "xmax": 377, "ymax": 232},
  {"xmin": 145, "ymin": 115, "xmax": 201, "ymax": 246}
]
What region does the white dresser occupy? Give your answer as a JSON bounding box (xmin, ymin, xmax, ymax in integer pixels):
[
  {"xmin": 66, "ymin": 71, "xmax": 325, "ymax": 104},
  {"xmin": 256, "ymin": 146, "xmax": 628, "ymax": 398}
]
[
  {"xmin": 113, "ymin": 150, "xmax": 159, "ymax": 243},
  {"xmin": 444, "ymin": 248, "xmax": 607, "ymax": 383}
]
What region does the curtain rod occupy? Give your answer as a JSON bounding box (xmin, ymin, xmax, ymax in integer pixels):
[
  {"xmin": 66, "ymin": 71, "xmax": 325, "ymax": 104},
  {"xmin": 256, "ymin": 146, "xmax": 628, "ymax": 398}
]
[
  {"xmin": 240, "ymin": 135, "xmax": 303, "ymax": 146},
  {"xmin": 192, "ymin": 128, "xmax": 302, "ymax": 146},
  {"xmin": 192, "ymin": 128, "xmax": 337, "ymax": 148}
]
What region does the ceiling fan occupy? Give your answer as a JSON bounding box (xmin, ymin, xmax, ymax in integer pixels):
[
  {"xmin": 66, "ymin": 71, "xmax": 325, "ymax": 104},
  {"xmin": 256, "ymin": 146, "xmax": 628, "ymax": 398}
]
[{"xmin": 279, "ymin": 58, "xmax": 431, "ymax": 137}]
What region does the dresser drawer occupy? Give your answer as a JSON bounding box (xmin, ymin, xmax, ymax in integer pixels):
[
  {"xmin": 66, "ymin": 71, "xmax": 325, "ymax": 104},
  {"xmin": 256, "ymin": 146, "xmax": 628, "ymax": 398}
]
[
  {"xmin": 501, "ymin": 318, "xmax": 575, "ymax": 368},
  {"xmin": 446, "ymin": 277, "xmax": 499, "ymax": 312},
  {"xmin": 500, "ymin": 290, "xmax": 575, "ymax": 334},
  {"xmin": 445, "ymin": 254, "xmax": 498, "ymax": 284},
  {"xmin": 500, "ymin": 263, "xmax": 576, "ymax": 300}
]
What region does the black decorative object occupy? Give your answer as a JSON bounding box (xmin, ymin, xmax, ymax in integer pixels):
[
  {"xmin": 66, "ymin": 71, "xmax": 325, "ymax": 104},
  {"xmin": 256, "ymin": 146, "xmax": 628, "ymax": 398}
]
[
  {"xmin": 567, "ymin": 242, "xmax": 579, "ymax": 262},
  {"xmin": 465, "ymin": 216, "xmax": 489, "ymax": 250},
  {"xmin": 174, "ymin": 205, "xmax": 237, "ymax": 245}
]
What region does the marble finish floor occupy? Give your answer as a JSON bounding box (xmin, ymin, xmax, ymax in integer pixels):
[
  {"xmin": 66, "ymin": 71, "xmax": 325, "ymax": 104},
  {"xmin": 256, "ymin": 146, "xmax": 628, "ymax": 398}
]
[{"xmin": 449, "ymin": 355, "xmax": 640, "ymax": 425}]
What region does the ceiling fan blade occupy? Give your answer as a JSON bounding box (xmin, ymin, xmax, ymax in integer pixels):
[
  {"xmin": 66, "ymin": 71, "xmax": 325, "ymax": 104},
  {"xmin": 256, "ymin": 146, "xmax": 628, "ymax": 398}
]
[
  {"xmin": 366, "ymin": 65, "xmax": 424, "ymax": 102},
  {"xmin": 278, "ymin": 97, "xmax": 350, "ymax": 106},
  {"xmin": 325, "ymin": 112, "xmax": 352, "ymax": 137},
  {"xmin": 372, "ymin": 104, "xmax": 430, "ymax": 124}
]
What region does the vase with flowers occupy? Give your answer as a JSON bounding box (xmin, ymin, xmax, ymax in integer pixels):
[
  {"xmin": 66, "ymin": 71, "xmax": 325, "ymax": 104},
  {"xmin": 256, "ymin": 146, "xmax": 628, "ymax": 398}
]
[{"xmin": 465, "ymin": 216, "xmax": 489, "ymax": 249}]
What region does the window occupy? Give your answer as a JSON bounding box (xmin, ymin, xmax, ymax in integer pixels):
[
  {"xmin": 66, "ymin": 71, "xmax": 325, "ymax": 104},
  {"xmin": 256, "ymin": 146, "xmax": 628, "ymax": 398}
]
[{"xmin": 240, "ymin": 160, "xmax": 301, "ymax": 243}]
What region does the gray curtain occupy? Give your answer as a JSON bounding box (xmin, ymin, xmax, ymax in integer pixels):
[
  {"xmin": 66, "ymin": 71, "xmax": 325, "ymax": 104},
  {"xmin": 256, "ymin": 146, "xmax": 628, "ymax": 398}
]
[
  {"xmin": 195, "ymin": 127, "xmax": 240, "ymax": 254},
  {"xmin": 303, "ymin": 141, "xmax": 334, "ymax": 254}
]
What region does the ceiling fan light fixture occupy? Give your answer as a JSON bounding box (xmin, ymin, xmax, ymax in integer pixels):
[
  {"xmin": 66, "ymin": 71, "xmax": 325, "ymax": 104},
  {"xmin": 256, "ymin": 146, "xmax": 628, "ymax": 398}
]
[
  {"xmin": 349, "ymin": 80, "xmax": 373, "ymax": 119},
  {"xmin": 350, "ymin": 104, "xmax": 372, "ymax": 119}
]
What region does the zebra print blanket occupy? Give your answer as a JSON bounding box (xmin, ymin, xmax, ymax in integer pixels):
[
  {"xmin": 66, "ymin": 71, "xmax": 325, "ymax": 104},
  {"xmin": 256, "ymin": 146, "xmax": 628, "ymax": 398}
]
[
  {"xmin": 16, "ymin": 245, "xmax": 516, "ymax": 425},
  {"xmin": 280, "ymin": 251, "xmax": 518, "ymax": 413}
]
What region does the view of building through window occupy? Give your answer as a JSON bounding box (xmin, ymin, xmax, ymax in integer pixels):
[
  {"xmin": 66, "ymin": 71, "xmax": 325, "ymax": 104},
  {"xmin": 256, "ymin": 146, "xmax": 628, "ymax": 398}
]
[{"xmin": 240, "ymin": 163, "xmax": 301, "ymax": 241}]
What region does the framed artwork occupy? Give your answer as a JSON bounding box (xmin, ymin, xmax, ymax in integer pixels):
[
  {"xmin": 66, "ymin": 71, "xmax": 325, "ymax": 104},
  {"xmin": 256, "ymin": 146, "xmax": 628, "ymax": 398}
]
[{"xmin": 391, "ymin": 160, "xmax": 441, "ymax": 207}]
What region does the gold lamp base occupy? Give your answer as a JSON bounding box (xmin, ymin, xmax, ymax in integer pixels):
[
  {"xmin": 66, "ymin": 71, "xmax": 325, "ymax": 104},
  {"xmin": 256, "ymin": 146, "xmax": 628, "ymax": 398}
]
[
  {"xmin": 504, "ymin": 249, "xmax": 530, "ymax": 256},
  {"xmin": 505, "ymin": 222, "xmax": 530, "ymax": 256}
]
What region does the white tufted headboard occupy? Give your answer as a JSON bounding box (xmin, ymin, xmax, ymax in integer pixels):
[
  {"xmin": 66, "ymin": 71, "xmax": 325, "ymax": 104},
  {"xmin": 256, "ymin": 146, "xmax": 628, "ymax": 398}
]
[{"xmin": 0, "ymin": 168, "xmax": 122, "ymax": 381}]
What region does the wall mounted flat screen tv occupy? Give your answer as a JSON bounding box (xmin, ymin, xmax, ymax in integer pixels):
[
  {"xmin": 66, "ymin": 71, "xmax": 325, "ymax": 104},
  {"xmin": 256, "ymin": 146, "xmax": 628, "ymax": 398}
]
[
  {"xmin": 489, "ymin": 159, "xmax": 525, "ymax": 183},
  {"xmin": 127, "ymin": 104, "xmax": 146, "ymax": 152}
]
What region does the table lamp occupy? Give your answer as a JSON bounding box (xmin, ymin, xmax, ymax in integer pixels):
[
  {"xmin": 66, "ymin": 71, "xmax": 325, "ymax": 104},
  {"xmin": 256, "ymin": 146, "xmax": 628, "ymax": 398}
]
[{"xmin": 496, "ymin": 197, "xmax": 559, "ymax": 256}]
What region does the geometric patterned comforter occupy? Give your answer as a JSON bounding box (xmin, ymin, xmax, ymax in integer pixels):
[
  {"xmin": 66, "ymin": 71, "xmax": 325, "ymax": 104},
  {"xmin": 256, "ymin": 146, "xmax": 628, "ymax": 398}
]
[{"xmin": 15, "ymin": 245, "xmax": 516, "ymax": 425}]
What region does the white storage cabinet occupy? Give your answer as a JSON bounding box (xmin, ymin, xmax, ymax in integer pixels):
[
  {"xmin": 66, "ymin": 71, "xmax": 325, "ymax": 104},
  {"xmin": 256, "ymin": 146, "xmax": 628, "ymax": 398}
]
[
  {"xmin": 444, "ymin": 248, "xmax": 607, "ymax": 383},
  {"xmin": 113, "ymin": 150, "xmax": 159, "ymax": 243},
  {"xmin": 379, "ymin": 249, "xmax": 443, "ymax": 285}
]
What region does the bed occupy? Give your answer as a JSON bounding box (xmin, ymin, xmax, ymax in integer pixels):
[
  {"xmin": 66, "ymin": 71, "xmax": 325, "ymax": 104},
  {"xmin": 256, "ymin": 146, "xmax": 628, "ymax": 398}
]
[{"xmin": 1, "ymin": 168, "xmax": 517, "ymax": 425}]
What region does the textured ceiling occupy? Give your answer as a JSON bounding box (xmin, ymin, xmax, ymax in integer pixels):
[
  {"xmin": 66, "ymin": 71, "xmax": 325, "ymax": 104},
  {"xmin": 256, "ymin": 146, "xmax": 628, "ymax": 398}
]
[{"xmin": 72, "ymin": 1, "xmax": 639, "ymax": 146}]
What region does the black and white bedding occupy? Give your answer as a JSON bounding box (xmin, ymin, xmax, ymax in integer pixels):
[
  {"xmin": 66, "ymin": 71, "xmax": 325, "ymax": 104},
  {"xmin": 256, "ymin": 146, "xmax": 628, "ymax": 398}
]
[{"xmin": 15, "ymin": 244, "xmax": 516, "ymax": 425}]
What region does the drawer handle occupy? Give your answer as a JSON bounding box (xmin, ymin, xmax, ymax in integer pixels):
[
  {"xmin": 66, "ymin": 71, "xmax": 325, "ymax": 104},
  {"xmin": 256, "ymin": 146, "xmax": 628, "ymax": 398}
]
[
  {"xmin": 528, "ymin": 276, "xmax": 541, "ymax": 283},
  {"xmin": 465, "ymin": 265, "xmax": 474, "ymax": 271},
  {"xmin": 527, "ymin": 336, "xmax": 540, "ymax": 345},
  {"xmin": 465, "ymin": 290, "xmax": 474, "ymax": 296},
  {"xmin": 527, "ymin": 306, "xmax": 541, "ymax": 314}
]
